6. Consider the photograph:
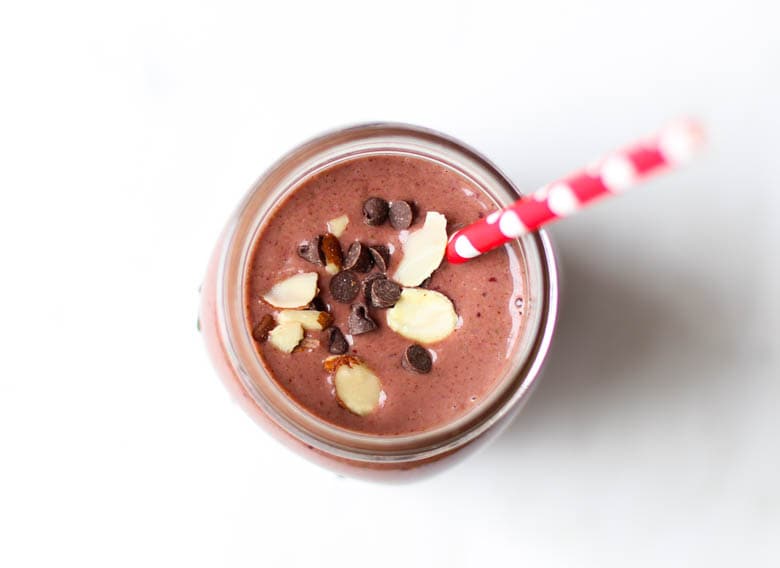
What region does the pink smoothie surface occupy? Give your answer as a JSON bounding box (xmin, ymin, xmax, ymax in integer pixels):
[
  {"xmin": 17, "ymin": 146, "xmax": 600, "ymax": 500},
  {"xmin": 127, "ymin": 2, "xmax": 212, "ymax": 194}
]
[{"xmin": 245, "ymin": 155, "xmax": 525, "ymax": 435}]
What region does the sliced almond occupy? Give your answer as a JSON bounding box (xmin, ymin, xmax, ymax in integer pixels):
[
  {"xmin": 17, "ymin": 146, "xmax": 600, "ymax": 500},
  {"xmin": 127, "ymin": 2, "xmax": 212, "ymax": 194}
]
[
  {"xmin": 325, "ymin": 356, "xmax": 383, "ymax": 416},
  {"xmin": 321, "ymin": 233, "xmax": 343, "ymax": 275},
  {"xmin": 277, "ymin": 309, "xmax": 333, "ymax": 331},
  {"xmin": 262, "ymin": 272, "xmax": 319, "ymax": 309},
  {"xmin": 267, "ymin": 321, "xmax": 304, "ymax": 353},
  {"xmin": 326, "ymin": 214, "xmax": 349, "ymax": 238},
  {"xmin": 386, "ymin": 288, "xmax": 458, "ymax": 344},
  {"xmin": 392, "ymin": 211, "xmax": 448, "ymax": 287}
]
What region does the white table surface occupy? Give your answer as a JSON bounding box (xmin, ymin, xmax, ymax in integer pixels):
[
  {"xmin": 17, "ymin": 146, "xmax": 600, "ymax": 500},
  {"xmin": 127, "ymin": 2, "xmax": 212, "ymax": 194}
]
[{"xmin": 1, "ymin": 1, "xmax": 778, "ymax": 566}]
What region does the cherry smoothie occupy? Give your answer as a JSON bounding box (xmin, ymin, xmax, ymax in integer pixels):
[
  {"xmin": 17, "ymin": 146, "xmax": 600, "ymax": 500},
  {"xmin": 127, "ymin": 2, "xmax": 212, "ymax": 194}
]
[{"xmin": 245, "ymin": 155, "xmax": 525, "ymax": 436}]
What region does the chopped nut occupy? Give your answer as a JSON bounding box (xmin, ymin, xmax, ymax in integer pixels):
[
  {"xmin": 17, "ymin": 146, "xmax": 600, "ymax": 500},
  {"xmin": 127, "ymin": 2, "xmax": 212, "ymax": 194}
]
[
  {"xmin": 323, "ymin": 354, "xmax": 363, "ymax": 373},
  {"xmin": 296, "ymin": 337, "xmax": 321, "ymax": 352},
  {"xmin": 327, "ymin": 214, "xmax": 349, "ymax": 237},
  {"xmin": 320, "ymin": 233, "xmax": 343, "ymax": 275},
  {"xmin": 251, "ymin": 314, "xmax": 276, "ymax": 342}
]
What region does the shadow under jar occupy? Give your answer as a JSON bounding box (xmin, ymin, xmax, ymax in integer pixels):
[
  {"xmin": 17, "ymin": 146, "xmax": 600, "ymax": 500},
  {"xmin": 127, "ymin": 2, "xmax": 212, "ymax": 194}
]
[{"xmin": 199, "ymin": 123, "xmax": 559, "ymax": 482}]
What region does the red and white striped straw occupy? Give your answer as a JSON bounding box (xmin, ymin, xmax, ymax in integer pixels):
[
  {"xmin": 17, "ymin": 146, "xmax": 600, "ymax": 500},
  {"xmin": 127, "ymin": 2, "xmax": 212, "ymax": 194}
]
[{"xmin": 446, "ymin": 119, "xmax": 704, "ymax": 264}]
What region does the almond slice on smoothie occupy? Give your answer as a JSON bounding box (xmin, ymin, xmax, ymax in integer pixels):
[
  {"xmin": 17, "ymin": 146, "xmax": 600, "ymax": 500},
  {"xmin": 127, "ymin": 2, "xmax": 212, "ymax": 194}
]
[
  {"xmin": 392, "ymin": 211, "xmax": 448, "ymax": 287},
  {"xmin": 262, "ymin": 272, "xmax": 319, "ymax": 308},
  {"xmin": 268, "ymin": 321, "xmax": 304, "ymax": 353},
  {"xmin": 386, "ymin": 288, "xmax": 458, "ymax": 344},
  {"xmin": 277, "ymin": 309, "xmax": 333, "ymax": 330},
  {"xmin": 324, "ymin": 355, "xmax": 384, "ymax": 416}
]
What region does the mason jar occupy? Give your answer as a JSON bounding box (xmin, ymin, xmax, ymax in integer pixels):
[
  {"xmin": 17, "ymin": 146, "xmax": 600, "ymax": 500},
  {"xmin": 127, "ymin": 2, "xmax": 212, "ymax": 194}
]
[{"xmin": 199, "ymin": 123, "xmax": 558, "ymax": 481}]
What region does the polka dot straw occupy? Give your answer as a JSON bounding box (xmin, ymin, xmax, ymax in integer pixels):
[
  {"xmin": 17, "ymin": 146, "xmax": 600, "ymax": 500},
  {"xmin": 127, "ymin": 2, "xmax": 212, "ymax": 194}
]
[{"xmin": 446, "ymin": 119, "xmax": 705, "ymax": 264}]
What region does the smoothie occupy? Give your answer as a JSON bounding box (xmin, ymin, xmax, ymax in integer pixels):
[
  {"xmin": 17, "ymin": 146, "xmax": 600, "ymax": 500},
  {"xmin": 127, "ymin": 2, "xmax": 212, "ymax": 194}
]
[{"xmin": 245, "ymin": 154, "xmax": 525, "ymax": 436}]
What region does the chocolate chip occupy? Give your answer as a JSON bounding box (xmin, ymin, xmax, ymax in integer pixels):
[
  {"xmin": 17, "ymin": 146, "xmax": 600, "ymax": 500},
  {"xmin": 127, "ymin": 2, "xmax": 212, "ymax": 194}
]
[
  {"xmin": 329, "ymin": 270, "xmax": 360, "ymax": 303},
  {"xmin": 348, "ymin": 304, "xmax": 377, "ymax": 335},
  {"xmin": 297, "ymin": 236, "xmax": 324, "ymax": 265},
  {"xmin": 368, "ymin": 245, "xmax": 390, "ymax": 273},
  {"xmin": 309, "ymin": 296, "xmax": 329, "ymax": 312},
  {"xmin": 370, "ymin": 278, "xmax": 401, "ymax": 308},
  {"xmin": 343, "ymin": 242, "xmax": 373, "ymax": 272},
  {"xmin": 362, "ymin": 197, "xmax": 389, "ymax": 226},
  {"xmin": 402, "ymin": 344, "xmax": 432, "ymax": 374},
  {"xmin": 252, "ymin": 314, "xmax": 276, "ymax": 342},
  {"xmin": 327, "ymin": 327, "xmax": 348, "ymax": 354},
  {"xmin": 362, "ymin": 272, "xmax": 386, "ymax": 303},
  {"xmin": 388, "ymin": 200, "xmax": 414, "ymax": 229}
]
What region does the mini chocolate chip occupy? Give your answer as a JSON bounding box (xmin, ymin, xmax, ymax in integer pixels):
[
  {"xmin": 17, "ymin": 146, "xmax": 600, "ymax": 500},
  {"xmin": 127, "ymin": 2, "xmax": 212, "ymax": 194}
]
[
  {"xmin": 252, "ymin": 314, "xmax": 276, "ymax": 342},
  {"xmin": 370, "ymin": 278, "xmax": 401, "ymax": 308},
  {"xmin": 362, "ymin": 272, "xmax": 386, "ymax": 302},
  {"xmin": 362, "ymin": 197, "xmax": 389, "ymax": 226},
  {"xmin": 309, "ymin": 296, "xmax": 329, "ymax": 312},
  {"xmin": 402, "ymin": 344, "xmax": 432, "ymax": 374},
  {"xmin": 297, "ymin": 236, "xmax": 324, "ymax": 265},
  {"xmin": 368, "ymin": 245, "xmax": 390, "ymax": 273},
  {"xmin": 329, "ymin": 270, "xmax": 360, "ymax": 303},
  {"xmin": 327, "ymin": 327, "xmax": 348, "ymax": 355},
  {"xmin": 348, "ymin": 304, "xmax": 377, "ymax": 335},
  {"xmin": 388, "ymin": 200, "xmax": 414, "ymax": 229},
  {"xmin": 343, "ymin": 242, "xmax": 373, "ymax": 272}
]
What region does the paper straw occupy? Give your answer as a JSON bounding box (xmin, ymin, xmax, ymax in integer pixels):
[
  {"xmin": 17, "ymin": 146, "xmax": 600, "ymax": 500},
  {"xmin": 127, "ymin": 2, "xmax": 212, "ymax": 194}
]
[{"xmin": 446, "ymin": 119, "xmax": 704, "ymax": 264}]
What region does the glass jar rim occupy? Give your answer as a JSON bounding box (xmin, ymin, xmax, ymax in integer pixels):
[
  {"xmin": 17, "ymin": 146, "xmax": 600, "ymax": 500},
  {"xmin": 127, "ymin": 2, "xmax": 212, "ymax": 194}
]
[{"xmin": 215, "ymin": 122, "xmax": 559, "ymax": 464}]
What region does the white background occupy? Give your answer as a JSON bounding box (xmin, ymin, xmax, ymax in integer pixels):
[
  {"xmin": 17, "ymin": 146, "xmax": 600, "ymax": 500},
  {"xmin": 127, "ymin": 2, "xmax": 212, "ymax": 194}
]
[{"xmin": 1, "ymin": 1, "xmax": 778, "ymax": 566}]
